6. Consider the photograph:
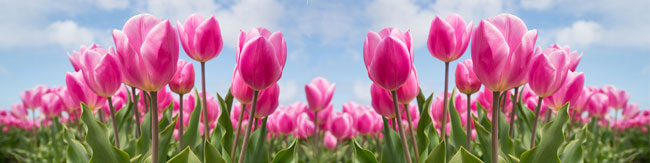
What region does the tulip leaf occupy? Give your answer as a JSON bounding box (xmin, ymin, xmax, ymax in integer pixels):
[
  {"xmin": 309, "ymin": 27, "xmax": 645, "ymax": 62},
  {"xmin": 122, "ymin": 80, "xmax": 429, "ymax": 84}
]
[
  {"xmin": 114, "ymin": 101, "xmax": 134, "ymax": 149},
  {"xmin": 382, "ymin": 124, "xmax": 406, "ymax": 163},
  {"xmin": 216, "ymin": 93, "xmax": 234, "ymax": 158},
  {"xmin": 272, "ymin": 139, "xmax": 298, "ymax": 163},
  {"xmin": 416, "ymin": 87, "xmax": 425, "ymax": 113},
  {"xmin": 183, "ymin": 90, "xmax": 203, "ymax": 151},
  {"xmin": 224, "ymin": 88, "xmax": 234, "ymax": 112},
  {"xmin": 245, "ymin": 118, "xmax": 269, "ymax": 163},
  {"xmin": 560, "ymin": 139, "xmax": 583, "ymax": 163},
  {"xmin": 417, "ymin": 92, "xmax": 435, "ymax": 157},
  {"xmin": 472, "ymin": 118, "xmax": 493, "ymax": 163},
  {"xmin": 519, "ymin": 103, "xmax": 569, "ymax": 163},
  {"xmin": 353, "ymin": 138, "xmax": 379, "ymax": 163},
  {"xmin": 167, "ymin": 147, "xmax": 201, "ymax": 163},
  {"xmin": 80, "ymin": 103, "xmax": 130, "ymax": 163},
  {"xmin": 448, "ymin": 90, "xmax": 468, "ymax": 149},
  {"xmin": 449, "ymin": 147, "xmax": 483, "ymax": 163},
  {"xmin": 135, "ymin": 111, "xmax": 151, "ymax": 163},
  {"xmin": 205, "ymin": 140, "xmax": 226, "ymax": 163},
  {"xmin": 66, "ymin": 139, "xmax": 90, "ymax": 163},
  {"xmin": 425, "ymin": 140, "xmax": 446, "ymax": 163},
  {"xmin": 158, "ymin": 111, "xmax": 177, "ymax": 162},
  {"xmin": 515, "ymin": 101, "xmax": 535, "ymax": 149}
]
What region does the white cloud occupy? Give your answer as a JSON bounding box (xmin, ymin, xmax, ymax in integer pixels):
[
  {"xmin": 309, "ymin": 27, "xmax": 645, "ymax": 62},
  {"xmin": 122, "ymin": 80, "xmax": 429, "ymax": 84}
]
[
  {"xmin": 549, "ymin": 20, "xmax": 603, "ymax": 49},
  {"xmin": 278, "ymin": 80, "xmax": 298, "ymax": 103},
  {"xmin": 353, "ymin": 80, "xmax": 372, "ymax": 103},
  {"xmin": 520, "ymin": 0, "xmax": 555, "ymax": 10},
  {"xmin": 47, "ymin": 21, "xmax": 101, "ymax": 50},
  {"xmin": 95, "ymin": 0, "xmax": 130, "ymax": 10}
]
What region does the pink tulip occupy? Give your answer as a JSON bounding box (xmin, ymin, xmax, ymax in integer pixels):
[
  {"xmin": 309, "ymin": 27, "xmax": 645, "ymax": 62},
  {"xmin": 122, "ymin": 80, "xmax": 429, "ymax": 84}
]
[
  {"xmin": 77, "ymin": 45, "xmax": 122, "ymax": 97},
  {"xmin": 328, "ymin": 112, "xmax": 353, "ymax": 139},
  {"xmin": 430, "ymin": 95, "xmax": 449, "ymax": 124},
  {"xmin": 396, "ymin": 69, "xmax": 419, "ymax": 104},
  {"xmin": 274, "ymin": 109, "xmax": 295, "ymax": 135},
  {"xmin": 230, "ymin": 102, "xmax": 250, "ymax": 129},
  {"xmin": 363, "ymin": 27, "xmax": 414, "ymax": 90},
  {"xmin": 476, "ymin": 88, "xmax": 512, "ymax": 113},
  {"xmin": 295, "ymin": 112, "xmax": 315, "ymax": 139},
  {"xmin": 400, "ymin": 103, "xmax": 420, "ymax": 129},
  {"xmin": 249, "ymin": 84, "xmax": 280, "ymax": 118},
  {"xmin": 231, "ymin": 68, "xmax": 255, "ymax": 104},
  {"xmin": 103, "ymin": 86, "xmax": 129, "ymax": 115},
  {"xmin": 20, "ymin": 85, "xmax": 48, "ymax": 110},
  {"xmin": 177, "ymin": 14, "xmax": 223, "ymax": 62},
  {"xmin": 544, "ymin": 71, "xmax": 584, "ymax": 111},
  {"xmin": 471, "ymin": 14, "xmax": 538, "ymax": 92},
  {"xmin": 236, "ymin": 28, "xmax": 287, "ymax": 90},
  {"xmin": 427, "ymin": 14, "xmax": 473, "ymax": 62},
  {"xmin": 371, "ymin": 84, "xmax": 400, "ymax": 118},
  {"xmin": 587, "ymin": 93, "xmax": 609, "ymax": 118},
  {"xmin": 323, "ymin": 131, "xmax": 337, "ymax": 149},
  {"xmin": 10, "ymin": 103, "xmax": 28, "ymax": 120},
  {"xmin": 455, "ymin": 60, "xmax": 481, "ymax": 95},
  {"xmin": 528, "ymin": 46, "xmax": 571, "ymax": 97},
  {"xmin": 66, "ymin": 71, "xmax": 106, "ymax": 110},
  {"xmin": 599, "ymin": 85, "xmax": 630, "ymax": 110},
  {"xmin": 198, "ymin": 92, "xmax": 220, "ymax": 127},
  {"xmin": 522, "ymin": 85, "xmax": 547, "ymax": 115},
  {"xmin": 570, "ymin": 86, "xmax": 596, "ymax": 113},
  {"xmin": 68, "ymin": 44, "xmax": 102, "ymax": 71},
  {"xmin": 54, "ymin": 87, "xmax": 79, "ymax": 113},
  {"xmin": 305, "ymin": 77, "xmax": 336, "ymax": 111},
  {"xmin": 168, "ymin": 59, "xmax": 195, "ymax": 95},
  {"xmin": 354, "ymin": 109, "xmax": 376, "ymax": 135},
  {"xmin": 622, "ymin": 103, "xmax": 639, "ymax": 120},
  {"xmin": 41, "ymin": 93, "xmax": 63, "ymax": 118},
  {"xmin": 547, "ymin": 44, "xmax": 582, "ymax": 71},
  {"xmin": 113, "ymin": 14, "xmax": 179, "ymax": 92}
]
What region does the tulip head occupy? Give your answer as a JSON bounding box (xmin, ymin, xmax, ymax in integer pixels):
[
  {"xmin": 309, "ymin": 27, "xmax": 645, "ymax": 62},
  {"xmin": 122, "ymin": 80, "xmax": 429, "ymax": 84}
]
[
  {"xmin": 305, "ymin": 77, "xmax": 336, "ymax": 112},
  {"xmin": 396, "ymin": 69, "xmax": 419, "ymax": 104},
  {"xmin": 41, "ymin": 93, "xmax": 63, "ymax": 118},
  {"xmin": 178, "ymin": 14, "xmax": 223, "ymax": 62},
  {"xmin": 78, "ymin": 45, "xmax": 122, "ymax": 97},
  {"xmin": 328, "ymin": 112, "xmax": 353, "ymax": 139},
  {"xmin": 20, "ymin": 85, "xmax": 49, "ymax": 110},
  {"xmin": 363, "ymin": 28, "xmax": 414, "ymax": 90},
  {"xmin": 250, "ymin": 84, "xmax": 280, "ymax": 118},
  {"xmin": 622, "ymin": 103, "xmax": 639, "ymax": 120},
  {"xmin": 371, "ymin": 84, "xmax": 400, "ymax": 118},
  {"xmin": 236, "ymin": 28, "xmax": 287, "ymax": 90},
  {"xmin": 528, "ymin": 46, "xmax": 571, "ymax": 97},
  {"xmin": 547, "ymin": 44, "xmax": 582, "ymax": 71},
  {"xmin": 231, "ymin": 68, "xmax": 255, "ymax": 104},
  {"xmin": 169, "ymin": 59, "xmax": 195, "ymax": 95},
  {"xmin": 599, "ymin": 85, "xmax": 630, "ymax": 110},
  {"xmin": 455, "ymin": 60, "xmax": 481, "ymax": 95},
  {"xmin": 587, "ymin": 93, "xmax": 609, "ymax": 118},
  {"xmin": 295, "ymin": 112, "xmax": 315, "ymax": 139},
  {"xmin": 544, "ymin": 71, "xmax": 585, "ymax": 111},
  {"xmin": 323, "ymin": 131, "xmax": 337, "ymax": 149},
  {"xmin": 65, "ymin": 71, "xmax": 106, "ymax": 111},
  {"xmin": 427, "ymin": 14, "xmax": 473, "ymax": 62}
]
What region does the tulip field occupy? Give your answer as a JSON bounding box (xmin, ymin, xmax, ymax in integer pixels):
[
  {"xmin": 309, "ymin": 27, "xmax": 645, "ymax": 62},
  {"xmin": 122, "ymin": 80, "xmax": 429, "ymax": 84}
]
[{"xmin": 1, "ymin": 12, "xmax": 649, "ymax": 163}]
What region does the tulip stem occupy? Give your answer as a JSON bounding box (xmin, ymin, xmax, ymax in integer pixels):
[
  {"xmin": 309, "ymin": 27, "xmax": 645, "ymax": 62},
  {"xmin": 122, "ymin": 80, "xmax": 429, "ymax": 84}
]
[
  {"xmin": 238, "ymin": 90, "xmax": 259, "ymax": 163},
  {"xmin": 131, "ymin": 87, "xmax": 141, "ymax": 138},
  {"xmin": 107, "ymin": 97, "xmax": 120, "ymax": 148},
  {"xmin": 150, "ymin": 91, "xmax": 159, "ymax": 163},
  {"xmin": 253, "ymin": 117, "xmax": 269, "ymax": 160},
  {"xmin": 509, "ymin": 86, "xmax": 519, "ymax": 137},
  {"xmin": 268, "ymin": 134, "xmax": 275, "ymax": 155},
  {"xmin": 200, "ymin": 62, "xmax": 210, "ymax": 147},
  {"xmin": 231, "ymin": 103, "xmax": 247, "ymax": 160},
  {"xmin": 491, "ymin": 91, "xmax": 500, "ymax": 163},
  {"xmin": 392, "ymin": 91, "xmax": 412, "ymax": 163},
  {"xmin": 313, "ymin": 111, "xmax": 319, "ymax": 162},
  {"xmin": 178, "ymin": 93, "xmax": 184, "ymax": 150},
  {"xmin": 466, "ymin": 93, "xmax": 472, "ymax": 151},
  {"xmin": 530, "ymin": 97, "xmax": 543, "ymax": 148},
  {"xmin": 98, "ymin": 107, "xmax": 106, "ymax": 123},
  {"xmin": 375, "ymin": 134, "xmax": 381, "ymax": 159},
  {"xmin": 381, "ymin": 117, "xmax": 394, "ymax": 160},
  {"xmin": 403, "ymin": 104, "xmax": 419, "ymax": 161},
  {"xmin": 442, "ymin": 62, "xmax": 449, "ymax": 141}
]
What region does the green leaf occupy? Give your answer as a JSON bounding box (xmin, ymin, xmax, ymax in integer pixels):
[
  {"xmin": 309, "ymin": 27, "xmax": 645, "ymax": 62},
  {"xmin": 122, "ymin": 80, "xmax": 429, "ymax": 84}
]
[
  {"xmin": 353, "ymin": 138, "xmax": 379, "ymax": 163},
  {"xmin": 272, "ymin": 139, "xmax": 298, "ymax": 163},
  {"xmin": 205, "ymin": 140, "xmax": 226, "ymax": 163},
  {"xmin": 472, "ymin": 110, "xmax": 493, "ymax": 163},
  {"xmin": 158, "ymin": 112, "xmax": 177, "ymax": 162},
  {"xmin": 560, "ymin": 139, "xmax": 583, "ymax": 163},
  {"xmin": 224, "ymin": 88, "xmax": 234, "ymax": 112},
  {"xmin": 80, "ymin": 103, "xmax": 130, "ymax": 163},
  {"xmin": 216, "ymin": 93, "xmax": 234, "ymax": 157},
  {"xmin": 519, "ymin": 103, "xmax": 570, "ymax": 163},
  {"xmin": 183, "ymin": 90, "xmax": 203, "ymax": 150},
  {"xmin": 114, "ymin": 101, "xmax": 134, "ymax": 148},
  {"xmin": 382, "ymin": 121, "xmax": 406, "ymax": 163},
  {"xmin": 417, "ymin": 92, "xmax": 435, "ymax": 157},
  {"xmin": 425, "ymin": 140, "xmax": 446, "ymax": 163},
  {"xmin": 244, "ymin": 120, "xmax": 269, "ymax": 163},
  {"xmin": 416, "ymin": 87, "xmax": 425, "ymax": 113},
  {"xmin": 135, "ymin": 112, "xmax": 152, "ymax": 162},
  {"xmin": 449, "ymin": 147, "xmax": 483, "ymax": 163},
  {"xmin": 66, "ymin": 139, "xmax": 90, "ymax": 163},
  {"xmin": 448, "ymin": 89, "xmax": 468, "ymax": 149},
  {"xmin": 166, "ymin": 147, "xmax": 201, "ymax": 163}
]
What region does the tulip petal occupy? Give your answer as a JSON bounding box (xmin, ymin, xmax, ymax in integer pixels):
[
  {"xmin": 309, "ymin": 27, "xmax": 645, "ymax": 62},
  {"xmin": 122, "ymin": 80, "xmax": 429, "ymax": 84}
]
[{"xmin": 140, "ymin": 20, "xmax": 179, "ymax": 91}]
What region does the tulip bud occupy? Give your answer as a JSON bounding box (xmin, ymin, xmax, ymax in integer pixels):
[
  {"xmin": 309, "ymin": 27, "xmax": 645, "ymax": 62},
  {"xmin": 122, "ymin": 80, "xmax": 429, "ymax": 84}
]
[
  {"xmin": 528, "ymin": 46, "xmax": 571, "ymax": 97},
  {"xmin": 324, "ymin": 131, "xmax": 337, "ymax": 149},
  {"xmin": 328, "ymin": 112, "xmax": 353, "ymax": 139},
  {"xmin": 305, "ymin": 77, "xmax": 336, "ymax": 112},
  {"xmin": 363, "ymin": 28, "xmax": 413, "ymax": 90},
  {"xmin": 455, "ymin": 60, "xmax": 481, "ymax": 95},
  {"xmin": 178, "ymin": 14, "xmax": 223, "ymax": 62},
  {"xmin": 237, "ymin": 28, "xmax": 287, "ymax": 90},
  {"xmin": 427, "ymin": 14, "xmax": 473, "ymax": 62},
  {"xmin": 169, "ymin": 59, "xmax": 195, "ymax": 95}
]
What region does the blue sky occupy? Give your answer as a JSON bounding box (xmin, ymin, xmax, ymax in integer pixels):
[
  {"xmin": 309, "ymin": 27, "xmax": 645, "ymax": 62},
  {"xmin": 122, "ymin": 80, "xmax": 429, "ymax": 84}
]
[{"xmin": 1, "ymin": 0, "xmax": 648, "ymax": 113}]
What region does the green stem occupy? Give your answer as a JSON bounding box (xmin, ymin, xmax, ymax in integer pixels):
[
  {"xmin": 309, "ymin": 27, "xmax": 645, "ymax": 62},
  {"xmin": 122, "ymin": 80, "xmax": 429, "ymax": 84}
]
[
  {"xmin": 491, "ymin": 91, "xmax": 500, "ymax": 163},
  {"xmin": 508, "ymin": 87, "xmax": 519, "ymax": 137},
  {"xmin": 238, "ymin": 90, "xmax": 259, "ymax": 163},
  {"xmin": 231, "ymin": 103, "xmax": 247, "ymax": 160},
  {"xmin": 178, "ymin": 93, "xmax": 184, "ymax": 150},
  {"xmin": 466, "ymin": 93, "xmax": 472, "ymax": 151},
  {"xmin": 442, "ymin": 62, "xmax": 449, "ymax": 141},
  {"xmin": 200, "ymin": 62, "xmax": 209, "ymax": 148},
  {"xmin": 150, "ymin": 91, "xmax": 159, "ymax": 163},
  {"xmin": 131, "ymin": 87, "xmax": 141, "ymax": 138},
  {"xmin": 313, "ymin": 110, "xmax": 319, "ymax": 161},
  {"xmin": 392, "ymin": 91, "xmax": 412, "ymax": 163},
  {"xmin": 530, "ymin": 97, "xmax": 543, "ymax": 148},
  {"xmin": 403, "ymin": 103, "xmax": 419, "ymax": 161},
  {"xmin": 381, "ymin": 117, "xmax": 393, "ymax": 160},
  {"xmin": 107, "ymin": 97, "xmax": 120, "ymax": 148}
]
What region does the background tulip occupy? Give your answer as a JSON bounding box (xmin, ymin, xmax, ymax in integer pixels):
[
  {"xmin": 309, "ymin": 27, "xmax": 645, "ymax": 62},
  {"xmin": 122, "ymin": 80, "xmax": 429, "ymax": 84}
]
[
  {"xmin": 528, "ymin": 46, "xmax": 571, "ymax": 97},
  {"xmin": 231, "ymin": 68, "xmax": 255, "ymax": 104},
  {"xmin": 587, "ymin": 93, "xmax": 609, "ymax": 118},
  {"xmin": 178, "ymin": 14, "xmax": 223, "ymax": 62},
  {"xmin": 251, "ymin": 84, "xmax": 280, "ymax": 118},
  {"xmin": 599, "ymin": 85, "xmax": 630, "ymax": 110},
  {"xmin": 78, "ymin": 45, "xmax": 122, "ymax": 97},
  {"xmin": 305, "ymin": 77, "xmax": 336, "ymax": 111},
  {"xmin": 295, "ymin": 112, "xmax": 315, "ymax": 139},
  {"xmin": 323, "ymin": 131, "xmax": 337, "ymax": 149},
  {"xmin": 396, "ymin": 69, "xmax": 418, "ymax": 104},
  {"xmin": 328, "ymin": 112, "xmax": 353, "ymax": 139},
  {"xmin": 427, "ymin": 14, "xmax": 472, "ymax": 62},
  {"xmin": 622, "ymin": 103, "xmax": 639, "ymax": 120},
  {"xmin": 65, "ymin": 71, "xmax": 106, "ymax": 110},
  {"xmin": 370, "ymin": 84, "xmax": 398, "ymax": 118},
  {"xmin": 363, "ymin": 28, "xmax": 413, "ymax": 90},
  {"xmin": 168, "ymin": 59, "xmax": 194, "ymax": 95},
  {"xmin": 455, "ymin": 60, "xmax": 481, "ymax": 95},
  {"xmin": 20, "ymin": 85, "xmax": 48, "ymax": 110},
  {"xmin": 237, "ymin": 28, "xmax": 287, "ymax": 90},
  {"xmin": 544, "ymin": 71, "xmax": 585, "ymax": 111},
  {"xmin": 41, "ymin": 93, "xmax": 63, "ymax": 118},
  {"xmin": 10, "ymin": 103, "xmax": 28, "ymax": 120}
]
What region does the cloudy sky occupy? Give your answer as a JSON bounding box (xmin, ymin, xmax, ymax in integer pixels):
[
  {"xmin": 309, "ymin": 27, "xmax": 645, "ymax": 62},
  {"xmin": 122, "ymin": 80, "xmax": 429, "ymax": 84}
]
[{"xmin": 0, "ymin": 0, "xmax": 648, "ymax": 112}]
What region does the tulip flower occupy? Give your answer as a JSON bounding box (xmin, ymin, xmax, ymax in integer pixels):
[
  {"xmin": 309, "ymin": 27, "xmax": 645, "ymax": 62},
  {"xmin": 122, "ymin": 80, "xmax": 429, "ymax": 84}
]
[
  {"xmin": 239, "ymin": 83, "xmax": 280, "ymax": 162},
  {"xmin": 600, "ymin": 85, "xmax": 630, "ymax": 110},
  {"xmin": 328, "ymin": 112, "xmax": 353, "ymax": 139},
  {"xmin": 65, "ymin": 71, "xmax": 106, "ymax": 111},
  {"xmin": 456, "ymin": 60, "xmax": 481, "ymax": 95},
  {"xmin": 323, "ymin": 131, "xmax": 337, "ymax": 149},
  {"xmin": 547, "ymin": 44, "xmax": 582, "ymax": 71},
  {"xmin": 237, "ymin": 27, "xmax": 287, "ymax": 91},
  {"xmin": 10, "ymin": 103, "xmax": 28, "ymax": 120},
  {"xmin": 623, "ymin": 103, "xmax": 640, "ymax": 120},
  {"xmin": 113, "ymin": 14, "xmax": 179, "ymax": 163},
  {"xmin": 20, "ymin": 85, "xmax": 48, "ymax": 110},
  {"xmin": 305, "ymin": 77, "xmax": 336, "ymax": 112},
  {"xmin": 274, "ymin": 109, "xmax": 296, "ymax": 135},
  {"xmin": 396, "ymin": 69, "xmax": 419, "ymax": 104},
  {"xmin": 41, "ymin": 93, "xmax": 63, "ymax": 118},
  {"xmin": 177, "ymin": 14, "xmax": 223, "ymax": 63},
  {"xmin": 363, "ymin": 27, "xmax": 413, "ymax": 91},
  {"xmin": 570, "ymin": 86, "xmax": 596, "ymax": 117},
  {"xmin": 428, "ymin": 14, "xmax": 472, "ymax": 62},
  {"xmin": 168, "ymin": 59, "xmax": 194, "ymax": 149},
  {"xmin": 295, "ymin": 112, "xmax": 315, "ymax": 139},
  {"xmin": 231, "ymin": 68, "xmax": 255, "ymax": 104},
  {"xmin": 544, "ymin": 71, "xmax": 585, "ymax": 111},
  {"xmin": 587, "ymin": 93, "xmax": 609, "ymax": 118},
  {"xmin": 371, "ymin": 84, "xmax": 399, "ymax": 118}
]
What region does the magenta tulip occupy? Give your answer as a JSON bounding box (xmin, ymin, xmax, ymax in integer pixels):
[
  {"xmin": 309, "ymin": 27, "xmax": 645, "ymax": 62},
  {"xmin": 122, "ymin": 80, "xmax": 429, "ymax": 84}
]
[
  {"xmin": 528, "ymin": 46, "xmax": 571, "ymax": 97},
  {"xmin": 396, "ymin": 69, "xmax": 419, "ymax": 104},
  {"xmin": 198, "ymin": 92, "xmax": 220, "ymax": 127},
  {"xmin": 323, "ymin": 131, "xmax": 337, "ymax": 149},
  {"xmin": 236, "ymin": 27, "xmax": 287, "ymax": 90},
  {"xmin": 427, "ymin": 14, "xmax": 472, "ymax": 62},
  {"xmin": 622, "ymin": 103, "xmax": 639, "ymax": 120},
  {"xmin": 41, "ymin": 93, "xmax": 63, "ymax": 118},
  {"xmin": 599, "ymin": 85, "xmax": 630, "ymax": 110},
  {"xmin": 455, "ymin": 60, "xmax": 481, "ymax": 95},
  {"xmin": 305, "ymin": 77, "xmax": 336, "ymax": 111},
  {"xmin": 363, "ymin": 27, "xmax": 413, "ymax": 90},
  {"xmin": 471, "ymin": 14, "xmax": 538, "ymax": 92},
  {"xmin": 10, "ymin": 103, "xmax": 27, "ymax": 120},
  {"xmin": 178, "ymin": 14, "xmax": 223, "ymax": 62},
  {"xmin": 169, "ymin": 59, "xmax": 195, "ymax": 95},
  {"xmin": 544, "ymin": 71, "xmax": 585, "ymax": 111},
  {"xmin": 231, "ymin": 68, "xmax": 255, "ymax": 104},
  {"xmin": 354, "ymin": 109, "xmax": 376, "ymax": 135},
  {"xmin": 20, "ymin": 85, "xmax": 48, "ymax": 110},
  {"xmin": 68, "ymin": 44, "xmax": 102, "ymax": 71},
  {"xmin": 570, "ymin": 86, "xmax": 596, "ymax": 113},
  {"xmin": 587, "ymin": 93, "xmax": 609, "ymax": 118},
  {"xmin": 78, "ymin": 45, "xmax": 122, "ymax": 97},
  {"xmin": 328, "ymin": 112, "xmax": 353, "ymax": 139},
  {"xmin": 370, "ymin": 84, "xmax": 399, "ymax": 118},
  {"xmin": 250, "ymin": 84, "xmax": 280, "ymax": 118},
  {"xmin": 65, "ymin": 71, "xmax": 106, "ymax": 110},
  {"xmin": 295, "ymin": 112, "xmax": 315, "ymax": 139},
  {"xmin": 274, "ymin": 109, "xmax": 295, "ymax": 135}
]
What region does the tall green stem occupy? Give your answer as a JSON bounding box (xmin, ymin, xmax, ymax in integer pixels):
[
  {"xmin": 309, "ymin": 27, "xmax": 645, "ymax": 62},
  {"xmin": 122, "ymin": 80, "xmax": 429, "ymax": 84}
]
[
  {"xmin": 150, "ymin": 91, "xmax": 159, "ymax": 163},
  {"xmin": 442, "ymin": 62, "xmax": 449, "ymax": 141},
  {"xmin": 491, "ymin": 91, "xmax": 500, "ymax": 163},
  {"xmin": 466, "ymin": 93, "xmax": 472, "ymax": 151},
  {"xmin": 107, "ymin": 97, "xmax": 120, "ymax": 148},
  {"xmin": 392, "ymin": 91, "xmax": 412, "ymax": 163},
  {"xmin": 238, "ymin": 90, "xmax": 259, "ymax": 163},
  {"xmin": 131, "ymin": 87, "xmax": 141, "ymax": 138},
  {"xmin": 530, "ymin": 97, "xmax": 543, "ymax": 148},
  {"xmin": 508, "ymin": 87, "xmax": 519, "ymax": 137},
  {"xmin": 403, "ymin": 103, "xmax": 419, "ymax": 161},
  {"xmin": 178, "ymin": 93, "xmax": 184, "ymax": 150},
  {"xmin": 313, "ymin": 111, "xmax": 319, "ymax": 161},
  {"xmin": 200, "ymin": 62, "xmax": 209, "ymax": 147},
  {"xmin": 231, "ymin": 103, "xmax": 247, "ymax": 160}
]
